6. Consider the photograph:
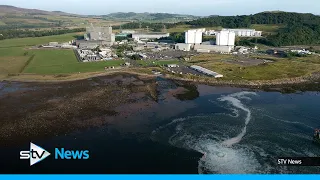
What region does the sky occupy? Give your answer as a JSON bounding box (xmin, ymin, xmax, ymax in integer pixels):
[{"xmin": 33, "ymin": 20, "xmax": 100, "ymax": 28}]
[{"xmin": 1, "ymin": 0, "xmax": 320, "ymax": 16}]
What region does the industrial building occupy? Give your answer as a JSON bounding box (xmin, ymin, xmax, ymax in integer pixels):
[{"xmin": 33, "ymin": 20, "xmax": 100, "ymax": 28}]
[
  {"xmin": 83, "ymin": 25, "xmax": 115, "ymax": 47},
  {"xmin": 194, "ymin": 44, "xmax": 233, "ymax": 53},
  {"xmin": 132, "ymin": 33, "xmax": 170, "ymax": 40},
  {"xmin": 175, "ymin": 43, "xmax": 192, "ymax": 51},
  {"xmin": 222, "ymin": 29, "xmax": 262, "ymax": 37},
  {"xmin": 190, "ymin": 65, "xmax": 223, "ymax": 78},
  {"xmin": 75, "ymin": 40, "xmax": 106, "ymax": 49},
  {"xmin": 216, "ymin": 31, "xmax": 236, "ymax": 46},
  {"xmin": 185, "ymin": 29, "xmax": 205, "ymax": 44},
  {"xmin": 204, "ymin": 30, "xmax": 217, "ymax": 36},
  {"xmin": 85, "ymin": 26, "xmax": 115, "ymax": 41}
]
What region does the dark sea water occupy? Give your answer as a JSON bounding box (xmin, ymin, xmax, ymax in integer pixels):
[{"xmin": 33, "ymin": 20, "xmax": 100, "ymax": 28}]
[{"xmin": 1, "ymin": 79, "xmax": 320, "ymax": 174}]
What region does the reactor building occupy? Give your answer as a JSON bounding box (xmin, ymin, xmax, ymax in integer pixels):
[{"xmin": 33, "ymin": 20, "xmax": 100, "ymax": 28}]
[
  {"xmin": 216, "ymin": 30, "xmax": 236, "ymax": 46},
  {"xmin": 77, "ymin": 25, "xmax": 115, "ymax": 48},
  {"xmin": 185, "ymin": 29, "xmax": 205, "ymax": 44}
]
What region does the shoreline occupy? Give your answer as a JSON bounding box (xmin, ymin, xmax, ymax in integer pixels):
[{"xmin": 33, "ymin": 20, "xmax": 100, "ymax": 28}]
[{"xmin": 1, "ymin": 69, "xmax": 320, "ymax": 88}]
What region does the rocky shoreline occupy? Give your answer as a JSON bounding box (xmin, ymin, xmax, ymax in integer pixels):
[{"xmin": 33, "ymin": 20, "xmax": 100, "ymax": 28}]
[
  {"xmin": 165, "ymin": 72, "xmax": 320, "ymax": 90},
  {"xmin": 2, "ymin": 70, "xmax": 320, "ymax": 89}
]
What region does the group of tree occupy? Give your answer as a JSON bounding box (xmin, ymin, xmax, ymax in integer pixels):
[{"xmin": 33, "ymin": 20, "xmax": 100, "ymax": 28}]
[
  {"xmin": 0, "ymin": 28, "xmax": 85, "ymax": 40},
  {"xmin": 114, "ymin": 22, "xmax": 176, "ymax": 32},
  {"xmin": 182, "ymin": 12, "xmax": 320, "ymax": 46}
]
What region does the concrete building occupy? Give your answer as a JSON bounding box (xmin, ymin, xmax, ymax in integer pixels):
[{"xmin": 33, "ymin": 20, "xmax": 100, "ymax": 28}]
[
  {"xmin": 204, "ymin": 30, "xmax": 217, "ymax": 36},
  {"xmin": 216, "ymin": 31, "xmax": 236, "ymax": 46},
  {"xmin": 185, "ymin": 29, "xmax": 205, "ymax": 44},
  {"xmin": 132, "ymin": 33, "xmax": 170, "ymax": 40},
  {"xmin": 175, "ymin": 43, "xmax": 192, "ymax": 51},
  {"xmin": 222, "ymin": 29, "xmax": 262, "ymax": 37},
  {"xmin": 84, "ymin": 25, "xmax": 115, "ymax": 46},
  {"xmin": 194, "ymin": 44, "xmax": 233, "ymax": 53}
]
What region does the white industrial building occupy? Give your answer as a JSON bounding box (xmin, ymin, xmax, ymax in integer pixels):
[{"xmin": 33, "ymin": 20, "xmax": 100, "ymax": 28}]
[
  {"xmin": 194, "ymin": 44, "xmax": 233, "ymax": 53},
  {"xmin": 132, "ymin": 33, "xmax": 170, "ymax": 40},
  {"xmin": 175, "ymin": 43, "xmax": 192, "ymax": 51},
  {"xmin": 216, "ymin": 30, "xmax": 236, "ymax": 46},
  {"xmin": 204, "ymin": 30, "xmax": 217, "ymax": 36},
  {"xmin": 222, "ymin": 29, "xmax": 262, "ymax": 37},
  {"xmin": 190, "ymin": 65, "xmax": 223, "ymax": 78},
  {"xmin": 185, "ymin": 29, "xmax": 205, "ymax": 44}
]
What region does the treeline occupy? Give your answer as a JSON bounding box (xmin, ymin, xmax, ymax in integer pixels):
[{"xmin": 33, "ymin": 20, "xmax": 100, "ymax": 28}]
[
  {"xmin": 114, "ymin": 22, "xmax": 176, "ymax": 32},
  {"xmin": 184, "ymin": 12, "xmax": 320, "ymax": 28},
  {"xmin": 268, "ymin": 23, "xmax": 320, "ymax": 46},
  {"xmin": 0, "ymin": 28, "xmax": 85, "ymax": 40}
]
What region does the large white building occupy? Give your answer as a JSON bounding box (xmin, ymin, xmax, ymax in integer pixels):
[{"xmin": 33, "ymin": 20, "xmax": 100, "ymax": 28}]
[
  {"xmin": 175, "ymin": 43, "xmax": 192, "ymax": 51},
  {"xmin": 194, "ymin": 44, "xmax": 233, "ymax": 53},
  {"xmin": 216, "ymin": 31, "xmax": 236, "ymax": 46},
  {"xmin": 185, "ymin": 29, "xmax": 205, "ymax": 44},
  {"xmin": 222, "ymin": 29, "xmax": 262, "ymax": 37},
  {"xmin": 132, "ymin": 33, "xmax": 170, "ymax": 40}
]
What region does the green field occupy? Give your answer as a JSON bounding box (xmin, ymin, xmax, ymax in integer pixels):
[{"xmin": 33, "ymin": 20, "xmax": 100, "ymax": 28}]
[
  {"xmin": 0, "ymin": 33, "xmax": 125, "ymax": 78},
  {"xmin": 23, "ymin": 49, "xmax": 124, "ymax": 74},
  {"xmin": 0, "ymin": 21, "xmax": 6, "ymax": 26},
  {"xmin": 188, "ymin": 54, "xmax": 320, "ymax": 81},
  {"xmin": 138, "ymin": 60, "xmax": 180, "ymax": 66},
  {"xmin": 0, "ymin": 33, "xmax": 81, "ymax": 48}
]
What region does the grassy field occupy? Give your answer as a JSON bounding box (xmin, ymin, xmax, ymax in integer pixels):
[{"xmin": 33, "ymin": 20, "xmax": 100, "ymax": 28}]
[
  {"xmin": 23, "ymin": 49, "xmax": 124, "ymax": 74},
  {"xmin": 188, "ymin": 53, "xmax": 320, "ymax": 80},
  {"xmin": 0, "ymin": 33, "xmax": 82, "ymax": 48},
  {"xmin": 0, "ymin": 47, "xmax": 31, "ymax": 78},
  {"xmin": 0, "ymin": 33, "xmax": 125, "ymax": 78},
  {"xmin": 138, "ymin": 59, "xmax": 180, "ymax": 66},
  {"xmin": 0, "ymin": 21, "xmax": 6, "ymax": 25},
  {"xmin": 0, "ymin": 56, "xmax": 29, "ymax": 78}
]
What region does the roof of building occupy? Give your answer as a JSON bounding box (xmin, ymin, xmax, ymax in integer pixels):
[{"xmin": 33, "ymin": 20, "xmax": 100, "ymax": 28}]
[{"xmin": 190, "ymin": 65, "xmax": 222, "ymax": 77}]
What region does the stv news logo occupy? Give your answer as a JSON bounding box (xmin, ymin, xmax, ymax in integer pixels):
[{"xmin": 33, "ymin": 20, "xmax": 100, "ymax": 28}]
[
  {"xmin": 20, "ymin": 142, "xmax": 51, "ymax": 166},
  {"xmin": 20, "ymin": 142, "xmax": 90, "ymax": 166}
]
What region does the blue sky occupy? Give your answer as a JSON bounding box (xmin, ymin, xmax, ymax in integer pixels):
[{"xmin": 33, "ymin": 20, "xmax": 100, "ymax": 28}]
[{"xmin": 1, "ymin": 0, "xmax": 319, "ymax": 16}]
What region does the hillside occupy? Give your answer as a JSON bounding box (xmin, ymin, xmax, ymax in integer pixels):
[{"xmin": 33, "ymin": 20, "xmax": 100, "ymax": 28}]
[
  {"xmin": 0, "ymin": 5, "xmax": 77, "ymax": 16},
  {"xmin": 0, "ymin": 5, "xmax": 125, "ymax": 30},
  {"xmin": 102, "ymin": 12, "xmax": 199, "ymax": 23}
]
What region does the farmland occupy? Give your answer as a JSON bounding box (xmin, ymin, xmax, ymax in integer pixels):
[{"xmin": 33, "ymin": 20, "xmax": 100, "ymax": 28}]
[
  {"xmin": 0, "ymin": 33, "xmax": 81, "ymax": 48},
  {"xmin": 23, "ymin": 49, "xmax": 124, "ymax": 74},
  {"xmin": 0, "ymin": 33, "xmax": 125, "ymax": 79}
]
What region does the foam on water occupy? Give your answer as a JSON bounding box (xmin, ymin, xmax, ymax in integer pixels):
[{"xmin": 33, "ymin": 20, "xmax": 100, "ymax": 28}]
[
  {"xmin": 152, "ymin": 91, "xmax": 320, "ymax": 174},
  {"xmin": 218, "ymin": 91, "xmax": 257, "ymax": 147}
]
